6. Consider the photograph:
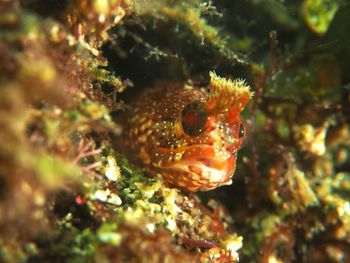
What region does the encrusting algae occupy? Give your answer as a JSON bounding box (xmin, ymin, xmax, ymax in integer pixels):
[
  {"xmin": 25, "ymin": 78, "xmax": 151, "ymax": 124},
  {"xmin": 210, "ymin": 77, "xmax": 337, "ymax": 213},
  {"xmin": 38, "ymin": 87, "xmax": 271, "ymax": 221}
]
[
  {"xmin": 1, "ymin": 0, "xmax": 350, "ymax": 262},
  {"xmin": 117, "ymin": 71, "xmax": 253, "ymax": 191}
]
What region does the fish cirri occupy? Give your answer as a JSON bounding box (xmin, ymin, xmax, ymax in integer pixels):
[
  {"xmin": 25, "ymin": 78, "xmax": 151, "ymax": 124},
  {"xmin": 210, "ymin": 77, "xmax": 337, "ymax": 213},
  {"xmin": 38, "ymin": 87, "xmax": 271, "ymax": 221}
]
[{"xmin": 117, "ymin": 72, "xmax": 253, "ymax": 191}]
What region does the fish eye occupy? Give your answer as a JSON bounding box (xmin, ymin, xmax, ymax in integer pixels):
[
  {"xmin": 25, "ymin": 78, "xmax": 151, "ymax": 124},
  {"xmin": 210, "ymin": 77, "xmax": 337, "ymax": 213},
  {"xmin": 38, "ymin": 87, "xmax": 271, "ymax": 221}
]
[
  {"xmin": 181, "ymin": 101, "xmax": 207, "ymax": 137},
  {"xmin": 237, "ymin": 117, "xmax": 249, "ymax": 149},
  {"xmin": 239, "ymin": 123, "xmax": 245, "ymax": 138}
]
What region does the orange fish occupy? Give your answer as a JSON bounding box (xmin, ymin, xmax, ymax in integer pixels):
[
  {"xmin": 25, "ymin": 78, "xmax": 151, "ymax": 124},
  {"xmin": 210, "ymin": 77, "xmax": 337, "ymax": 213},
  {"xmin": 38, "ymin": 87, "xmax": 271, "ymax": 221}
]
[{"xmin": 118, "ymin": 72, "xmax": 253, "ymax": 191}]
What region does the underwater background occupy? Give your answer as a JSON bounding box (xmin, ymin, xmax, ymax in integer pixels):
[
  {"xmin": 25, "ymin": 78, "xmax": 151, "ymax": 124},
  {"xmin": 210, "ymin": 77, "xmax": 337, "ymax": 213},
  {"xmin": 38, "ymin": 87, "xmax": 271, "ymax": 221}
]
[{"xmin": 1, "ymin": 0, "xmax": 350, "ymax": 262}]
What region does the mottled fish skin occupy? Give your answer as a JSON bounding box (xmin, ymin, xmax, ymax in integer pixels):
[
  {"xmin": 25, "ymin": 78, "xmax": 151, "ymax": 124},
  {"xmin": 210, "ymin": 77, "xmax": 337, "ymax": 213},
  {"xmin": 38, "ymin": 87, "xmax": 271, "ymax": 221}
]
[{"xmin": 118, "ymin": 72, "xmax": 253, "ymax": 191}]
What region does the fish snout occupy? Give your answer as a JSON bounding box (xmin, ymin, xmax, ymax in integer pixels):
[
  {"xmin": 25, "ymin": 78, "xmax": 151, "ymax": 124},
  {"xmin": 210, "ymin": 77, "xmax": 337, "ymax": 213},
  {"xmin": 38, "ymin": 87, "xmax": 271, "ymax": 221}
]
[{"xmin": 161, "ymin": 145, "xmax": 237, "ymax": 191}]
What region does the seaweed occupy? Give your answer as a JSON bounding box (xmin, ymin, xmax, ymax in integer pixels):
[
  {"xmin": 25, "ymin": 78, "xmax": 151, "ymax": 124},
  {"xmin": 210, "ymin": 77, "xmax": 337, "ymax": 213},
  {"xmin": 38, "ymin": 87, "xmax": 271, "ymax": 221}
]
[{"xmin": 0, "ymin": 0, "xmax": 349, "ymax": 262}]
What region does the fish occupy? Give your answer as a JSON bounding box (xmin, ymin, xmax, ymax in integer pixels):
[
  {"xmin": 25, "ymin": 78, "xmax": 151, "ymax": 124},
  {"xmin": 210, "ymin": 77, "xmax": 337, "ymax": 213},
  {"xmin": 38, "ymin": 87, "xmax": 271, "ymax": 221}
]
[{"xmin": 117, "ymin": 72, "xmax": 253, "ymax": 191}]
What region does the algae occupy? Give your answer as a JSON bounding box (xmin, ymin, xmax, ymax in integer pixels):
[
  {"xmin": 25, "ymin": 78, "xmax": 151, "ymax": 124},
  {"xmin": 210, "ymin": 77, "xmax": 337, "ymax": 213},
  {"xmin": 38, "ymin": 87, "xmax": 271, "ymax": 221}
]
[{"xmin": 0, "ymin": 0, "xmax": 350, "ymax": 262}]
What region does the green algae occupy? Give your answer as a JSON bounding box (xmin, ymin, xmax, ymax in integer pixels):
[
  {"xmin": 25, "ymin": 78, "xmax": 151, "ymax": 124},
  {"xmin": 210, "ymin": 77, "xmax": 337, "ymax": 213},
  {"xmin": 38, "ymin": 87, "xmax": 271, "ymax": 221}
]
[
  {"xmin": 302, "ymin": 0, "xmax": 343, "ymax": 35},
  {"xmin": 1, "ymin": 0, "xmax": 350, "ymax": 262}
]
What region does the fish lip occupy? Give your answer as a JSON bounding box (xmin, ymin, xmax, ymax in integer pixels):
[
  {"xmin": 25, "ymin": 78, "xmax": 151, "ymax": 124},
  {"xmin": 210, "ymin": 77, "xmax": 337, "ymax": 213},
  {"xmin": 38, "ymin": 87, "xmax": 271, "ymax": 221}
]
[
  {"xmin": 184, "ymin": 145, "xmax": 235, "ymax": 168},
  {"xmin": 157, "ymin": 144, "xmax": 235, "ymax": 167},
  {"xmin": 156, "ymin": 145, "xmax": 236, "ymax": 186}
]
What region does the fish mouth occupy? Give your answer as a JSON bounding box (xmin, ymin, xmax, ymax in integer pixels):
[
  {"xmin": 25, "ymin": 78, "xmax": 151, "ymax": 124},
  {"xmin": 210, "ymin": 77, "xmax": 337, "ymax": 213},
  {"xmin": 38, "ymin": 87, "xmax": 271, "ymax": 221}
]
[{"xmin": 154, "ymin": 145, "xmax": 236, "ymax": 191}]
